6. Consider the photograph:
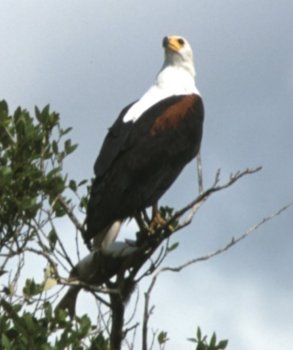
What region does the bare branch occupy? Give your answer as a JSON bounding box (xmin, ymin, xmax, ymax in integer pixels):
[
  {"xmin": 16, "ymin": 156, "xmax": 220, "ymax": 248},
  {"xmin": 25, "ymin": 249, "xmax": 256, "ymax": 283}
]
[
  {"xmin": 57, "ymin": 195, "xmax": 85, "ymax": 233},
  {"xmin": 142, "ymin": 272, "xmax": 160, "ymax": 350},
  {"xmin": 196, "ymin": 152, "xmax": 204, "ymax": 194},
  {"xmin": 160, "ymin": 202, "xmax": 293, "ymax": 274},
  {"xmin": 123, "ymin": 322, "xmax": 140, "ymax": 341},
  {"xmin": 172, "ymin": 166, "xmax": 262, "ymax": 226},
  {"xmin": 56, "ymin": 233, "xmax": 75, "ymax": 269}
]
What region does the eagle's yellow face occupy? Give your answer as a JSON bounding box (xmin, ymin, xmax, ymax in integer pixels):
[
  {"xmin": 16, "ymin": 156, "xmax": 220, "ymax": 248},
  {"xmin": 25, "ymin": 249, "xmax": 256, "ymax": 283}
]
[
  {"xmin": 162, "ymin": 35, "xmax": 194, "ymax": 66},
  {"xmin": 162, "ymin": 35, "xmax": 186, "ymax": 53}
]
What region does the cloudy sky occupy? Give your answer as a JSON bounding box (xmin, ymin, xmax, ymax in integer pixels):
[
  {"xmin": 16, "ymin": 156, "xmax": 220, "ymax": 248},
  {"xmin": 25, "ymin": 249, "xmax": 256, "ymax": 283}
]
[{"xmin": 1, "ymin": 1, "xmax": 293, "ymax": 349}]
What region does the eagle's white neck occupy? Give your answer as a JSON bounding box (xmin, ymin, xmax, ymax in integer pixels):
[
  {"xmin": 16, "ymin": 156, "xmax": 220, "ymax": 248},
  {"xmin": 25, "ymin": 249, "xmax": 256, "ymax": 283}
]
[
  {"xmin": 156, "ymin": 63, "xmax": 197, "ymax": 94},
  {"xmin": 123, "ymin": 63, "xmax": 200, "ymax": 123}
]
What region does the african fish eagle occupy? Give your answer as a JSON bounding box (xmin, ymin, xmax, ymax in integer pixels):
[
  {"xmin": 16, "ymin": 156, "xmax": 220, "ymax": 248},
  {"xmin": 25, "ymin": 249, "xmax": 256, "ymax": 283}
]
[{"xmin": 84, "ymin": 35, "xmax": 204, "ymax": 249}]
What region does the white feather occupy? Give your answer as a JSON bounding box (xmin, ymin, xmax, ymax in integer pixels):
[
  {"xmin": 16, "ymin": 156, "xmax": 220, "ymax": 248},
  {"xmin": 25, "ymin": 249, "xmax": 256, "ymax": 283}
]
[{"xmin": 123, "ymin": 36, "xmax": 200, "ymax": 123}]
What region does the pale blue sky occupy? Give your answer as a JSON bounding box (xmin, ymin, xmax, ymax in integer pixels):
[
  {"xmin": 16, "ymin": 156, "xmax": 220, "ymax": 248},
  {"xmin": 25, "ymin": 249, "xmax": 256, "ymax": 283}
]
[{"xmin": 1, "ymin": 1, "xmax": 292, "ymax": 349}]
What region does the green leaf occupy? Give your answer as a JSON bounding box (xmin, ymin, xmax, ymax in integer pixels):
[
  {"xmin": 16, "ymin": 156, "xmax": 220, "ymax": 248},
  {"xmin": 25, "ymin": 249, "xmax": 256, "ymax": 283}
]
[
  {"xmin": 34, "ymin": 106, "xmax": 42, "ymax": 121},
  {"xmin": 78, "ymin": 179, "xmax": 87, "ymax": 187},
  {"xmin": 1, "ymin": 333, "xmax": 11, "ymax": 349},
  {"xmin": 53, "ymin": 200, "xmax": 67, "ymax": 217},
  {"xmin": 197, "ymin": 327, "xmax": 202, "ymax": 341},
  {"xmin": 52, "ymin": 140, "xmax": 58, "ymax": 154},
  {"xmin": 64, "ymin": 139, "xmax": 78, "ymax": 155},
  {"xmin": 22, "ymin": 313, "xmax": 36, "ymax": 333},
  {"xmin": 43, "ymin": 104, "xmax": 50, "ymax": 114},
  {"xmin": 0, "ymin": 99, "xmax": 9, "ymax": 114},
  {"xmin": 209, "ymin": 332, "xmax": 216, "ymax": 348},
  {"xmin": 187, "ymin": 337, "xmax": 197, "ymax": 343},
  {"xmin": 218, "ymin": 340, "xmax": 229, "ymax": 349},
  {"xmin": 0, "ymin": 166, "xmax": 12, "ymax": 186},
  {"xmin": 79, "ymin": 315, "xmax": 91, "ymax": 336},
  {"xmin": 79, "ymin": 195, "xmax": 88, "ymax": 209},
  {"xmin": 196, "ymin": 342, "xmax": 206, "ymax": 350},
  {"xmin": 43, "ymin": 302, "xmax": 53, "ymax": 321},
  {"xmin": 157, "ymin": 331, "xmax": 168, "ymax": 345},
  {"xmin": 55, "ymin": 307, "xmax": 68, "ymax": 324},
  {"xmin": 46, "ymin": 174, "xmax": 65, "ymax": 199},
  {"xmin": 69, "ymin": 179, "xmax": 77, "ymax": 192},
  {"xmin": 48, "ymin": 229, "xmax": 58, "ymax": 251},
  {"xmin": 23, "ymin": 279, "xmax": 43, "ymax": 298},
  {"xmin": 7, "ymin": 283, "xmax": 15, "ymax": 296},
  {"xmin": 47, "ymin": 167, "xmax": 61, "ymax": 178},
  {"xmin": 89, "ymin": 333, "xmax": 109, "ymax": 350},
  {"xmin": 167, "ymin": 242, "xmax": 179, "ymax": 252},
  {"xmin": 60, "ymin": 127, "xmax": 72, "ymax": 136}
]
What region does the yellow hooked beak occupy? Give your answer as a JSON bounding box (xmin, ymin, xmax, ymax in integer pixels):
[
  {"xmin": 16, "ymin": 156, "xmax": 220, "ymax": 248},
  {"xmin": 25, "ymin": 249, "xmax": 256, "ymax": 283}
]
[{"xmin": 162, "ymin": 36, "xmax": 185, "ymax": 52}]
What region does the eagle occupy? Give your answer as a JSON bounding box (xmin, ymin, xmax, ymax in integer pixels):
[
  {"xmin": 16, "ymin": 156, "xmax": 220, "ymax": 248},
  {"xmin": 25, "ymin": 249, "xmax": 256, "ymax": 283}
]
[{"xmin": 84, "ymin": 35, "xmax": 204, "ymax": 250}]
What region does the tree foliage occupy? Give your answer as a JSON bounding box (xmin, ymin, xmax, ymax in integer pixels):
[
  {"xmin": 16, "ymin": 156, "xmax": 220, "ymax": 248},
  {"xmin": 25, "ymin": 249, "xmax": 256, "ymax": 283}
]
[
  {"xmin": 2, "ymin": 100, "xmax": 287, "ymax": 349},
  {"xmin": 0, "ymin": 101, "xmax": 101, "ymax": 348}
]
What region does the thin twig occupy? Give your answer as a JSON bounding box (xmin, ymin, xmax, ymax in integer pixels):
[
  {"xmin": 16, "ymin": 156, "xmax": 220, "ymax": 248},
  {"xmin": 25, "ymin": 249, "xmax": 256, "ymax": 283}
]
[
  {"xmin": 75, "ymin": 227, "xmax": 81, "ymax": 261},
  {"xmin": 57, "ymin": 195, "xmax": 84, "ymax": 233},
  {"xmin": 123, "ymin": 322, "xmax": 140, "ymax": 339},
  {"xmin": 172, "ymin": 166, "xmax": 262, "ymax": 225},
  {"xmin": 58, "ymin": 278, "xmax": 120, "ymax": 296},
  {"xmin": 196, "ymin": 152, "xmax": 204, "ymax": 194},
  {"xmin": 159, "ymin": 202, "xmax": 293, "ymax": 274},
  {"xmin": 50, "ymin": 221, "xmax": 75, "ymax": 269},
  {"xmin": 142, "ymin": 272, "xmax": 160, "ymax": 350}
]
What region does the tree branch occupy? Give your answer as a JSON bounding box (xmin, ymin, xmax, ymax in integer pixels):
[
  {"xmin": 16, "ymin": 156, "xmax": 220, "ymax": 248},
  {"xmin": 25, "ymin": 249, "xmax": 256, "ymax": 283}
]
[
  {"xmin": 196, "ymin": 152, "xmax": 204, "ymax": 194},
  {"xmin": 154, "ymin": 201, "xmax": 293, "ymax": 274},
  {"xmin": 142, "ymin": 272, "xmax": 159, "ymax": 350},
  {"xmin": 171, "ymin": 166, "xmax": 262, "ymax": 229}
]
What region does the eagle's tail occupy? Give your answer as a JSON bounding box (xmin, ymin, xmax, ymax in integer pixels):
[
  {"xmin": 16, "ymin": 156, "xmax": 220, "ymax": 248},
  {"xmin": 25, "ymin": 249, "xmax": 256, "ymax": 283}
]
[
  {"xmin": 56, "ymin": 286, "xmax": 80, "ymax": 319},
  {"xmin": 91, "ymin": 220, "xmax": 122, "ymax": 250}
]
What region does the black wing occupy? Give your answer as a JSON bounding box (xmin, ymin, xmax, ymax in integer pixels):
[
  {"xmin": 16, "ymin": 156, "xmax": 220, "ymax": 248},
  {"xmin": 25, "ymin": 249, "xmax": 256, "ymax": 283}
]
[{"xmin": 93, "ymin": 101, "xmax": 136, "ymax": 180}]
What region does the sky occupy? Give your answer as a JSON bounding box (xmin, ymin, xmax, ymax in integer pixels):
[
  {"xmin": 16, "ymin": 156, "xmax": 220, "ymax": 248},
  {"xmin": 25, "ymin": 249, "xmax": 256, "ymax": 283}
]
[{"xmin": 1, "ymin": 0, "xmax": 293, "ymax": 349}]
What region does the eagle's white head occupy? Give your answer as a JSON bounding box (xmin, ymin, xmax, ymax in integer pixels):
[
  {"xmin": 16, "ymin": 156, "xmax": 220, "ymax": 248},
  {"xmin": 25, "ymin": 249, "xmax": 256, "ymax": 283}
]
[
  {"xmin": 123, "ymin": 35, "xmax": 199, "ymax": 123},
  {"xmin": 162, "ymin": 35, "xmax": 194, "ymax": 73},
  {"xmin": 156, "ymin": 35, "xmax": 197, "ymax": 93}
]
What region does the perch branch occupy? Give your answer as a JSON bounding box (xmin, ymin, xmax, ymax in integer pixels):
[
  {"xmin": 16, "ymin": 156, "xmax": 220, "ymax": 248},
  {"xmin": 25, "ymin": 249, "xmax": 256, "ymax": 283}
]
[
  {"xmin": 172, "ymin": 166, "xmax": 262, "ymax": 228},
  {"xmin": 196, "ymin": 152, "xmax": 204, "ymax": 194},
  {"xmin": 157, "ymin": 201, "xmax": 293, "ymax": 274}
]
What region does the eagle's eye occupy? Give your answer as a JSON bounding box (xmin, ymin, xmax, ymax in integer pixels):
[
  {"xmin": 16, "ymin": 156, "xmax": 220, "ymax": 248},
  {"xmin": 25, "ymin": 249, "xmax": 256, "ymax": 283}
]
[{"xmin": 177, "ymin": 38, "xmax": 185, "ymax": 46}]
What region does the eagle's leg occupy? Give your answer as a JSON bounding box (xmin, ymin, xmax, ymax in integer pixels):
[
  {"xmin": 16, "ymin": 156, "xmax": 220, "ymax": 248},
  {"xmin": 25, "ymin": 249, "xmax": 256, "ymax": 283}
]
[
  {"xmin": 149, "ymin": 202, "xmax": 166, "ymax": 233},
  {"xmin": 135, "ymin": 211, "xmax": 152, "ymax": 244},
  {"xmin": 135, "ymin": 211, "xmax": 149, "ymax": 233},
  {"xmin": 151, "ymin": 202, "xmax": 159, "ymax": 221}
]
